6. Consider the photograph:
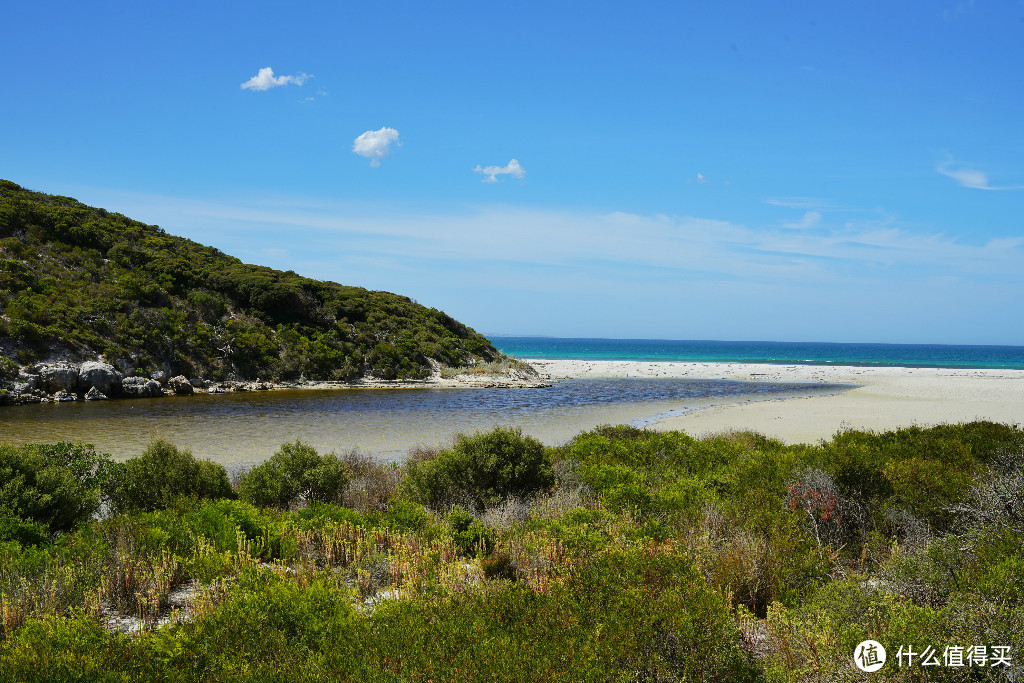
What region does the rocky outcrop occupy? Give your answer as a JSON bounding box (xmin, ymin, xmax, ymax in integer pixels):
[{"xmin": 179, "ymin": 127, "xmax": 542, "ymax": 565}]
[
  {"xmin": 79, "ymin": 361, "xmax": 123, "ymax": 397},
  {"xmin": 121, "ymin": 376, "xmax": 164, "ymax": 398},
  {"xmin": 84, "ymin": 386, "xmax": 108, "ymax": 400},
  {"xmin": 167, "ymin": 375, "xmax": 194, "ymax": 395},
  {"xmin": 38, "ymin": 362, "xmax": 80, "ymax": 393},
  {"xmin": 16, "ymin": 372, "xmax": 40, "ymax": 391}
]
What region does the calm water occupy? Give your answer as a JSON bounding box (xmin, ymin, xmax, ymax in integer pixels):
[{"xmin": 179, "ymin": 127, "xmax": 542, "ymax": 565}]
[
  {"xmin": 491, "ymin": 336, "xmax": 1024, "ymax": 369},
  {"xmin": 0, "ymin": 378, "xmax": 849, "ymax": 465}
]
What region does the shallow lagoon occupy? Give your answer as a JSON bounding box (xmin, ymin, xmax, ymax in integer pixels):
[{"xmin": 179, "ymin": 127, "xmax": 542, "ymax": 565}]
[{"xmin": 0, "ymin": 377, "xmax": 852, "ymax": 465}]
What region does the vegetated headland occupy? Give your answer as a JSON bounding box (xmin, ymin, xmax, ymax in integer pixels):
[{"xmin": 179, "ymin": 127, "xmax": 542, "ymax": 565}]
[
  {"xmin": 1, "ymin": 421, "xmax": 1022, "ymax": 680},
  {"xmin": 0, "ymin": 180, "xmax": 545, "ymax": 407}
]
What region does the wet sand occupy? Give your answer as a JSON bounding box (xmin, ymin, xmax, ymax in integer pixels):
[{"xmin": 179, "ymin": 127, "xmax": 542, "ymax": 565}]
[{"xmin": 527, "ymin": 359, "xmax": 1024, "ymax": 444}]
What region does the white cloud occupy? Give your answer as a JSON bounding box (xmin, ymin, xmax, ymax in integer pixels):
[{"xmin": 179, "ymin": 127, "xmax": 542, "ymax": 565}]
[
  {"xmin": 687, "ymin": 172, "xmax": 730, "ymax": 185},
  {"xmin": 937, "ymin": 161, "xmax": 1024, "ymax": 191},
  {"xmin": 938, "ymin": 162, "xmax": 992, "ymax": 189},
  {"xmin": 783, "ymin": 211, "xmax": 822, "ymax": 230},
  {"xmin": 473, "ymin": 159, "xmax": 526, "ymax": 183},
  {"xmin": 766, "ymin": 197, "xmax": 829, "ymax": 209},
  {"xmin": 241, "ymin": 67, "xmax": 311, "ymax": 91},
  {"xmin": 62, "ymin": 186, "xmax": 1024, "ymax": 344},
  {"xmin": 353, "ymin": 127, "xmax": 400, "ymax": 167}
]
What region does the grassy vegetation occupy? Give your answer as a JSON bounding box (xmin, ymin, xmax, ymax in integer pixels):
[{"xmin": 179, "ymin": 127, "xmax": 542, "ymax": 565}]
[
  {"xmin": 0, "ymin": 179, "xmax": 497, "ymax": 381},
  {"xmin": 1, "ymin": 421, "xmax": 1022, "ymax": 681}
]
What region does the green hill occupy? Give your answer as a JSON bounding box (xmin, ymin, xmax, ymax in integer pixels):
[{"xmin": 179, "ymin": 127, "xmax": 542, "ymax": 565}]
[{"xmin": 0, "ymin": 179, "xmax": 497, "ymax": 383}]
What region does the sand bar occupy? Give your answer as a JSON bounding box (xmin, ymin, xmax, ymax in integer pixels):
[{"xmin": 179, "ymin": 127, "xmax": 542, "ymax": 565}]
[{"xmin": 527, "ymin": 359, "xmax": 1024, "ymax": 445}]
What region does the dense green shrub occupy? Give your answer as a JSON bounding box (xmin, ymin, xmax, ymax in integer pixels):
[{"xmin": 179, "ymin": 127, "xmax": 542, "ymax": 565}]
[
  {"xmin": 103, "ymin": 440, "xmax": 233, "ymax": 514},
  {"xmin": 1, "ymin": 421, "xmax": 1022, "ymax": 681},
  {"xmin": 296, "ymin": 502, "xmax": 365, "ymax": 530},
  {"xmin": 149, "ymin": 570, "xmax": 357, "ymax": 681},
  {"xmin": 529, "ymin": 507, "xmax": 614, "ymax": 554},
  {"xmin": 0, "ymin": 443, "xmax": 110, "ymax": 540},
  {"xmin": 374, "ymin": 499, "xmax": 430, "ymax": 533},
  {"xmin": 403, "ymin": 427, "xmax": 554, "ymax": 510},
  {"xmin": 448, "ymin": 505, "xmax": 494, "ymax": 557},
  {"xmin": 580, "ymin": 462, "xmax": 655, "ymax": 514},
  {"xmin": 185, "ymin": 499, "xmax": 293, "ymax": 560},
  {"xmin": 0, "ymin": 612, "xmax": 147, "ymax": 682},
  {"xmin": 239, "ymin": 441, "xmax": 348, "ymax": 510},
  {"xmin": 0, "ymin": 514, "xmax": 49, "ymax": 546},
  {"xmin": 347, "ymin": 548, "xmax": 756, "ymax": 682}
]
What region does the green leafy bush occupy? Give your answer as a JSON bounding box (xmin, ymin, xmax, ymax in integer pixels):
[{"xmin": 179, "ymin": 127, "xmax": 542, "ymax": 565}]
[
  {"xmin": 296, "ymin": 502, "xmax": 365, "ymax": 530},
  {"xmin": 0, "ymin": 443, "xmax": 110, "ymax": 539},
  {"xmin": 187, "ymin": 499, "xmax": 293, "ymax": 561},
  {"xmin": 447, "ymin": 505, "xmax": 494, "ymax": 557},
  {"xmin": 104, "ymin": 440, "xmax": 233, "ymax": 514},
  {"xmin": 403, "ymin": 427, "xmax": 554, "ymax": 510},
  {"xmin": 375, "ymin": 499, "xmax": 430, "ymax": 533},
  {"xmin": 580, "ymin": 463, "xmax": 654, "ymax": 515},
  {"xmin": 239, "ymin": 441, "xmax": 348, "ymax": 510}
]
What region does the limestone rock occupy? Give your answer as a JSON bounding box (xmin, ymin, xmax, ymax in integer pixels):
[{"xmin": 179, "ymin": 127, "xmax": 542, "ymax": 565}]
[
  {"xmin": 150, "ymin": 370, "xmax": 167, "ymax": 386},
  {"xmin": 38, "ymin": 362, "xmax": 80, "ymax": 393},
  {"xmin": 53, "ymin": 389, "xmax": 76, "ymax": 402},
  {"xmin": 16, "ymin": 372, "xmax": 40, "ymax": 391},
  {"xmin": 167, "ymin": 375, "xmax": 193, "ymax": 395},
  {"xmin": 121, "ymin": 376, "xmax": 164, "ymax": 398},
  {"xmin": 79, "ymin": 361, "xmax": 123, "ymax": 396},
  {"xmin": 84, "ymin": 386, "xmax": 108, "ymax": 401}
]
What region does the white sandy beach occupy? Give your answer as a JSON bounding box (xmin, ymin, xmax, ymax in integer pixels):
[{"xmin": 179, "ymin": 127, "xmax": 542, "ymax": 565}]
[{"xmin": 526, "ymin": 359, "xmax": 1024, "ymax": 445}]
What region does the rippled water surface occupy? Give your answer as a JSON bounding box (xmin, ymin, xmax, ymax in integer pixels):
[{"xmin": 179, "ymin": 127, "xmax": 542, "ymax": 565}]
[{"xmin": 0, "ymin": 378, "xmax": 851, "ymax": 465}]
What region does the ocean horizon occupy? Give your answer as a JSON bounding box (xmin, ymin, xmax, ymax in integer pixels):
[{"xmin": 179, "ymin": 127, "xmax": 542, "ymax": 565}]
[{"xmin": 490, "ymin": 336, "xmax": 1024, "ymax": 370}]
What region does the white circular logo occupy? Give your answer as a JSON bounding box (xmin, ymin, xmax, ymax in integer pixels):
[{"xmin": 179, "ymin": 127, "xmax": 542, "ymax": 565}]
[{"xmin": 854, "ymin": 640, "xmax": 887, "ymax": 672}]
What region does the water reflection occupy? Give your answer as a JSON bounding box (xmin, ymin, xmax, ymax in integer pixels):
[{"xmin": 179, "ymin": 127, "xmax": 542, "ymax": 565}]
[{"xmin": 0, "ymin": 378, "xmax": 851, "ymax": 465}]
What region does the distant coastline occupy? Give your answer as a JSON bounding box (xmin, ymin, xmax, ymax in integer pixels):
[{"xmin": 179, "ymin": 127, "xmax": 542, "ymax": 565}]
[{"xmin": 491, "ymin": 335, "xmax": 1024, "ymax": 370}]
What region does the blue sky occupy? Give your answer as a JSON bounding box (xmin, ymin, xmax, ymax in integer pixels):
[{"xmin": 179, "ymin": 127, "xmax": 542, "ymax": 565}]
[{"xmin": 4, "ymin": 0, "xmax": 1022, "ymax": 345}]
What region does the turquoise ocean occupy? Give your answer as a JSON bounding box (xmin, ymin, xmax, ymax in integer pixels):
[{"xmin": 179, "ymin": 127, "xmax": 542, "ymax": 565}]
[{"xmin": 490, "ymin": 337, "xmax": 1024, "ymax": 370}]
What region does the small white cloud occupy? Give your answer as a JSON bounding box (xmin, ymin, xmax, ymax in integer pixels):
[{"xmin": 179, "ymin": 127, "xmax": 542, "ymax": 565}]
[
  {"xmin": 687, "ymin": 172, "xmax": 729, "ymax": 185},
  {"xmin": 473, "ymin": 159, "xmax": 526, "ymax": 183},
  {"xmin": 783, "ymin": 211, "xmax": 822, "ymax": 230},
  {"xmin": 241, "ymin": 67, "xmax": 311, "ymax": 91},
  {"xmin": 766, "ymin": 197, "xmax": 828, "ymax": 209},
  {"xmin": 353, "ymin": 127, "xmax": 400, "ymax": 166},
  {"xmin": 937, "ymin": 161, "xmax": 1023, "ymax": 191}
]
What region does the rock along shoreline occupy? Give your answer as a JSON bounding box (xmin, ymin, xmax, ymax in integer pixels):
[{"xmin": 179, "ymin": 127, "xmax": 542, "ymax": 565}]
[{"xmin": 0, "ymin": 360, "xmax": 552, "ymax": 407}]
